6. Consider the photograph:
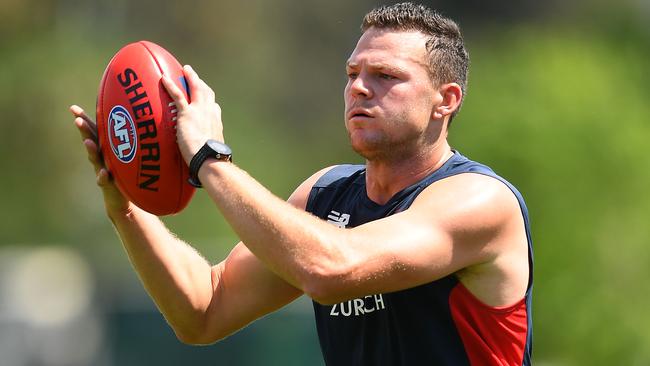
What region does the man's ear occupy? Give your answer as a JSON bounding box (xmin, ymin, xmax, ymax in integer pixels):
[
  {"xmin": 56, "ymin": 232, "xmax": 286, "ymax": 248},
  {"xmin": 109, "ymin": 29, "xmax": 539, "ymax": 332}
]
[{"xmin": 432, "ymin": 83, "xmax": 462, "ymax": 120}]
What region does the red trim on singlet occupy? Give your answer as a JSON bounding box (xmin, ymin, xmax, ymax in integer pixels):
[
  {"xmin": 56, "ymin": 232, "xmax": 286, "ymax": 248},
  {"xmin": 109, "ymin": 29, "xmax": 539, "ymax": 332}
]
[{"xmin": 449, "ymin": 282, "xmax": 528, "ymax": 366}]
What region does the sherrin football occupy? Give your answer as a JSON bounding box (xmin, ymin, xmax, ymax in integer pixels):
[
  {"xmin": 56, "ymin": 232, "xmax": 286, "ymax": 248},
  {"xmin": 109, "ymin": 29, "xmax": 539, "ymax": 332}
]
[{"xmin": 96, "ymin": 41, "xmax": 195, "ymax": 215}]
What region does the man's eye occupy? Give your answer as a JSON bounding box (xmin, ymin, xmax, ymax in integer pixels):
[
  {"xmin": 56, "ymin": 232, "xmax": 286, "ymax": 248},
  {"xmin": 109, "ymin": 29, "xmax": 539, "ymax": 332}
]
[
  {"xmin": 347, "ymin": 72, "xmax": 358, "ymax": 79},
  {"xmin": 379, "ymin": 73, "xmax": 395, "ymax": 80}
]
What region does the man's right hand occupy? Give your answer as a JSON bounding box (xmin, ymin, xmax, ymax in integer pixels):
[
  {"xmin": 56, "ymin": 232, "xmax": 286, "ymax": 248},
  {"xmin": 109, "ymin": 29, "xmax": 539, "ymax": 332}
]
[{"xmin": 70, "ymin": 105, "xmax": 133, "ymax": 216}]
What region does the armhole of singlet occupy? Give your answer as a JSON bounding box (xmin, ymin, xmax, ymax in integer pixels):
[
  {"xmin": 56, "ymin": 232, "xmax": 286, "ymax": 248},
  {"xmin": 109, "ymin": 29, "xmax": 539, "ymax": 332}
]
[
  {"xmin": 306, "ymin": 164, "xmax": 365, "ymax": 213},
  {"xmin": 312, "ymin": 164, "xmax": 364, "ymax": 188}
]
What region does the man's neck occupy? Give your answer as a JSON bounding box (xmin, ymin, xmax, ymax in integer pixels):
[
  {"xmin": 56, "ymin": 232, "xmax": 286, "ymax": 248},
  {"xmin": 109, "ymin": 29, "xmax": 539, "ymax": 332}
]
[{"xmin": 364, "ymin": 141, "xmax": 453, "ymax": 205}]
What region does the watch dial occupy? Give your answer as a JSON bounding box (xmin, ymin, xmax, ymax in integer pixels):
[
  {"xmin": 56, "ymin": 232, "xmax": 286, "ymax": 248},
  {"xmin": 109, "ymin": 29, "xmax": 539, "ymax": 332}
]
[{"xmin": 207, "ymin": 140, "xmax": 232, "ymax": 157}]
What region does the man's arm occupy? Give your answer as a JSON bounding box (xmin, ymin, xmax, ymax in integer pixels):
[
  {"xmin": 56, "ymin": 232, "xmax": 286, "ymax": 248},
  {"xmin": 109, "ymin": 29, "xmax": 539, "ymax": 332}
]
[
  {"xmin": 71, "ymin": 105, "xmax": 328, "ymax": 344},
  {"xmin": 163, "ymin": 66, "xmax": 528, "ymax": 307},
  {"xmin": 185, "ymin": 166, "xmax": 334, "ymax": 343},
  {"xmin": 197, "ymin": 161, "xmax": 527, "ymax": 306}
]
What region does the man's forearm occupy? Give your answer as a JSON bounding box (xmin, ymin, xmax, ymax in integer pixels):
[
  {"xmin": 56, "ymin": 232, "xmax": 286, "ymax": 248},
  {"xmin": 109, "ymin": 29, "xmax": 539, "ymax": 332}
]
[
  {"xmin": 198, "ymin": 160, "xmax": 347, "ymax": 296},
  {"xmin": 108, "ymin": 206, "xmax": 215, "ymax": 341}
]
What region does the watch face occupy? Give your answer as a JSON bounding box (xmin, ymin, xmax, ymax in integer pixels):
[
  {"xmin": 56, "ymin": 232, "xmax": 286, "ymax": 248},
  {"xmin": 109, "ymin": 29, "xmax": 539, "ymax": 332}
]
[{"xmin": 207, "ymin": 140, "xmax": 232, "ymax": 156}]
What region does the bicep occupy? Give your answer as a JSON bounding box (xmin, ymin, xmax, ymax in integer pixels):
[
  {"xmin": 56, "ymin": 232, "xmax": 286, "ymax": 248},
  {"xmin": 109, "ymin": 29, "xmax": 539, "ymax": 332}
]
[
  {"xmin": 203, "ymin": 242, "xmax": 303, "ymax": 341},
  {"xmin": 328, "ymin": 174, "xmax": 510, "ymax": 301}
]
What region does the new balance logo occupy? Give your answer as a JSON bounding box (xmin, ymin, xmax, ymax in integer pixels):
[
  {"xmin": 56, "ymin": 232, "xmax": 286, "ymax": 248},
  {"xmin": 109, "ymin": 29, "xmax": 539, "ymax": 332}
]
[{"xmin": 327, "ymin": 210, "xmax": 350, "ymax": 228}]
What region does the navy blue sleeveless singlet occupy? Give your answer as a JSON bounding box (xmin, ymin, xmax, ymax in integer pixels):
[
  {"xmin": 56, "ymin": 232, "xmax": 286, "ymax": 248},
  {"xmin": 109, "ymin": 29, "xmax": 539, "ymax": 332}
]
[{"xmin": 306, "ymin": 151, "xmax": 533, "ymax": 366}]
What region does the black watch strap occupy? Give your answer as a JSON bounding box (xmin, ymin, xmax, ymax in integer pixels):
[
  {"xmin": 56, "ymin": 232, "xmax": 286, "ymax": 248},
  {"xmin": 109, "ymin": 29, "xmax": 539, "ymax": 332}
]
[{"xmin": 188, "ymin": 140, "xmax": 232, "ymax": 188}]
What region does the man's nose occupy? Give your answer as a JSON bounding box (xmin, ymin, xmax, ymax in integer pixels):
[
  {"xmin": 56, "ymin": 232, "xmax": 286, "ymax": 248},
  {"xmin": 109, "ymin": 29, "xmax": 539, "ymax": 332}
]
[{"xmin": 349, "ymin": 74, "xmax": 372, "ymax": 99}]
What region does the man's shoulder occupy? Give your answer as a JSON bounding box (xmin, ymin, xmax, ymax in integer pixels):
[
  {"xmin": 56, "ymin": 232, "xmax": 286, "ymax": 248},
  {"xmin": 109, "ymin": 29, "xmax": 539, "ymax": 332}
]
[
  {"xmin": 287, "ymin": 165, "xmax": 363, "ymax": 210},
  {"xmin": 311, "ymin": 164, "xmax": 365, "ymax": 189},
  {"xmin": 413, "ymin": 172, "xmax": 524, "ymax": 232},
  {"xmin": 426, "ymin": 151, "xmax": 527, "ymax": 213}
]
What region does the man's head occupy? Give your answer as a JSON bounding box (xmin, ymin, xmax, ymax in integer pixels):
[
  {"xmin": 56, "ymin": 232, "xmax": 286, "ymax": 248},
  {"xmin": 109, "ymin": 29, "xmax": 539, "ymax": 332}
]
[
  {"xmin": 362, "ymin": 3, "xmax": 469, "ymax": 120},
  {"xmin": 344, "ymin": 3, "xmax": 468, "ymax": 161}
]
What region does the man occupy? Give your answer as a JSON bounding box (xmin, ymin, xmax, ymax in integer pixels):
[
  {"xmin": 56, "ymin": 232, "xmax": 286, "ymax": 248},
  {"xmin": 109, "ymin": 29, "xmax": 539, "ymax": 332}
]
[{"xmin": 72, "ymin": 3, "xmax": 532, "ymax": 365}]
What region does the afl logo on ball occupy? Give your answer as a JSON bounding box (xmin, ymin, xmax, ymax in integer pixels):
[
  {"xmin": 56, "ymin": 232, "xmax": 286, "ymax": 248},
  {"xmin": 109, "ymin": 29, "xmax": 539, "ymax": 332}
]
[{"xmin": 108, "ymin": 105, "xmax": 137, "ymax": 163}]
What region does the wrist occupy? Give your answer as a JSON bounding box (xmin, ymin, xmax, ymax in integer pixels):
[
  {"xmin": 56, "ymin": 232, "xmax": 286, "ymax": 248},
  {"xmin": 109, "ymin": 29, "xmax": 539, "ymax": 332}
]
[
  {"xmin": 188, "ymin": 140, "xmax": 232, "ymax": 188},
  {"xmin": 106, "ymin": 202, "xmax": 140, "ymax": 223}
]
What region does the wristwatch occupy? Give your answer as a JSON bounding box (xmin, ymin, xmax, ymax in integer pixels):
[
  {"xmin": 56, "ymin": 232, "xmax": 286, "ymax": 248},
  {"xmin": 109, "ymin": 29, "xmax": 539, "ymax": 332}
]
[{"xmin": 187, "ymin": 139, "xmax": 232, "ymax": 188}]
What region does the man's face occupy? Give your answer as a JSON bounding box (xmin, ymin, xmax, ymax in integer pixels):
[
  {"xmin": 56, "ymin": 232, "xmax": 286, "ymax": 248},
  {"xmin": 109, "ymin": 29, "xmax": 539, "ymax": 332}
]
[{"xmin": 344, "ymin": 28, "xmax": 440, "ymax": 161}]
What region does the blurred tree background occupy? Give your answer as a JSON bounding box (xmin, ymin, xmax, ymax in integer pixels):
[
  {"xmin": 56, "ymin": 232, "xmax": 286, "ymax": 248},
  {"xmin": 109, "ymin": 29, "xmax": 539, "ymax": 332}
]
[{"xmin": 1, "ymin": 0, "xmax": 648, "ymax": 365}]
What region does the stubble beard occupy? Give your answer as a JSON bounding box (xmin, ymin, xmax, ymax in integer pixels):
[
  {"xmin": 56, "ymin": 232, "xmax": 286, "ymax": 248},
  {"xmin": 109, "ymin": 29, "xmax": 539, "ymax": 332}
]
[{"xmin": 348, "ymin": 122, "xmax": 422, "ymax": 164}]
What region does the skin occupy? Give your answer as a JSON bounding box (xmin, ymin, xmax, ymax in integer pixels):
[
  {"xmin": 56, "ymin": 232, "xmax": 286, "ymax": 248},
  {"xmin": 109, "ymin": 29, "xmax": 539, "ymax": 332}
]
[{"xmin": 71, "ymin": 27, "xmax": 529, "ymax": 345}]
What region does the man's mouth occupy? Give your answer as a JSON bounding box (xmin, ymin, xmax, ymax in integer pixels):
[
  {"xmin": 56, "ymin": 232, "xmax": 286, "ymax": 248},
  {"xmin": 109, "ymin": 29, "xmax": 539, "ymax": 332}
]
[{"xmin": 348, "ymin": 109, "xmax": 373, "ymax": 120}]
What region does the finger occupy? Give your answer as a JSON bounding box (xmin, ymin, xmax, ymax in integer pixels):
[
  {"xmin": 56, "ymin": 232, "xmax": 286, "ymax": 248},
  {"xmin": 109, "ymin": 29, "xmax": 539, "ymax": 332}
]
[
  {"xmin": 162, "ymin": 75, "xmax": 189, "ymax": 109},
  {"xmin": 71, "ymin": 105, "xmax": 98, "ymax": 141},
  {"xmin": 83, "ymin": 138, "xmax": 104, "ymax": 173},
  {"xmin": 96, "ymin": 168, "xmax": 113, "ymax": 187},
  {"xmin": 70, "ymin": 104, "xmax": 91, "ymax": 122},
  {"xmin": 183, "ymin": 65, "xmax": 215, "ymax": 102},
  {"xmin": 75, "ymin": 116, "xmax": 99, "ymax": 143},
  {"xmin": 70, "ymin": 105, "xmax": 98, "ymax": 131},
  {"xmin": 72, "ymin": 110, "xmax": 98, "ymax": 141}
]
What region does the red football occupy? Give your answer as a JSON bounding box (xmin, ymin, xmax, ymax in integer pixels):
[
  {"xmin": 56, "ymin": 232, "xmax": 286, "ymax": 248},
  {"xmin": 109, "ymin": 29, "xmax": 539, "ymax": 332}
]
[{"xmin": 96, "ymin": 41, "xmax": 195, "ymax": 215}]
